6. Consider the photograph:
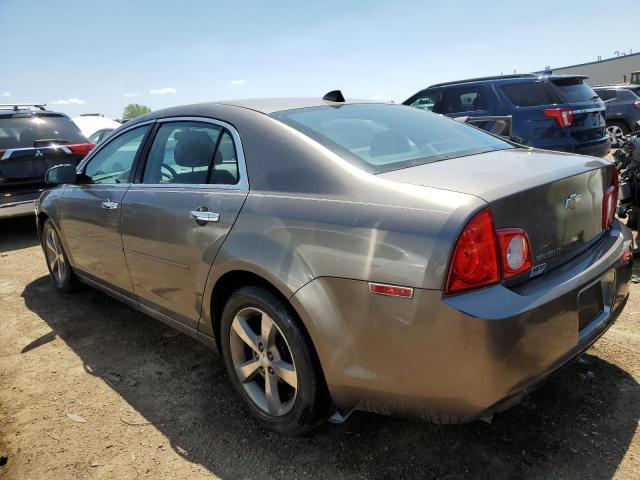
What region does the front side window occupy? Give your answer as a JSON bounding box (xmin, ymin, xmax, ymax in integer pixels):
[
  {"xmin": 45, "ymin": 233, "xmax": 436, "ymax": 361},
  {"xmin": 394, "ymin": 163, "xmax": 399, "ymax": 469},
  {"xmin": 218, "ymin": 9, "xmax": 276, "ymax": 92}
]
[
  {"xmin": 436, "ymin": 87, "xmax": 486, "ymax": 114},
  {"xmin": 408, "ymin": 91, "xmax": 441, "ymax": 112},
  {"xmin": 271, "ymin": 104, "xmax": 512, "ymax": 174},
  {"xmin": 83, "ymin": 125, "xmax": 150, "ymax": 184}
]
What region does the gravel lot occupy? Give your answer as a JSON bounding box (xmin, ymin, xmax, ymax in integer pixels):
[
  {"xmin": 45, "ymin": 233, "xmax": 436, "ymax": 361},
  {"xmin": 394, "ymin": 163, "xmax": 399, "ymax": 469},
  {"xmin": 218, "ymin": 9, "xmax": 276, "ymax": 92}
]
[{"xmin": 1, "ymin": 215, "xmax": 639, "ymax": 480}]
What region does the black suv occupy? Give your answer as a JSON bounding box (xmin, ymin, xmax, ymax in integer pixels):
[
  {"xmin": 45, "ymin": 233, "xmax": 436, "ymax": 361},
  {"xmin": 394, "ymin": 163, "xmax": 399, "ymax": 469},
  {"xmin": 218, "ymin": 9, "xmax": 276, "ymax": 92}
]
[
  {"xmin": 593, "ymin": 85, "xmax": 640, "ymax": 145},
  {"xmin": 0, "ymin": 104, "xmax": 93, "ymax": 219},
  {"xmin": 404, "ymin": 74, "xmax": 610, "ymax": 157}
]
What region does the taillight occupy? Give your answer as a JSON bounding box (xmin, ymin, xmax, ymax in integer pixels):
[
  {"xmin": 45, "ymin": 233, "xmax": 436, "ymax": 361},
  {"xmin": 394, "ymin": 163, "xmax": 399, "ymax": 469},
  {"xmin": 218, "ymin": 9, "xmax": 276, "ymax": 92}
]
[
  {"xmin": 634, "ymin": 100, "xmax": 640, "ymax": 110},
  {"xmin": 543, "ymin": 107, "xmax": 573, "ymax": 128},
  {"xmin": 602, "ymin": 165, "xmax": 619, "ymax": 229},
  {"xmin": 446, "ymin": 210, "xmax": 534, "ymax": 294},
  {"xmin": 66, "ymin": 143, "xmax": 95, "ymax": 157},
  {"xmin": 445, "ymin": 209, "xmax": 500, "ymax": 294},
  {"xmin": 496, "ymin": 229, "xmax": 532, "ymax": 279}
]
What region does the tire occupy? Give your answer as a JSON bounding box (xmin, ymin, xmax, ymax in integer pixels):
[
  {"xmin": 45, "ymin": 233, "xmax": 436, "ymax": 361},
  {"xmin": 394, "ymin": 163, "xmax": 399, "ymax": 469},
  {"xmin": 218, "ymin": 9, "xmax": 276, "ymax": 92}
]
[
  {"xmin": 606, "ymin": 121, "xmax": 630, "ymax": 147},
  {"xmin": 220, "ymin": 286, "xmax": 330, "ymax": 435},
  {"xmin": 41, "ymin": 219, "xmax": 79, "ymax": 293}
]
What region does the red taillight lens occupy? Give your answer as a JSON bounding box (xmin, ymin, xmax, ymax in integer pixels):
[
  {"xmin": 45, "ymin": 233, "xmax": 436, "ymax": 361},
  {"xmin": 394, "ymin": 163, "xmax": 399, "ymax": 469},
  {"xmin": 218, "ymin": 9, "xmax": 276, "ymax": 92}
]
[
  {"xmin": 634, "ymin": 100, "xmax": 640, "ymax": 110},
  {"xmin": 543, "ymin": 107, "xmax": 574, "ymax": 128},
  {"xmin": 368, "ymin": 282, "xmax": 414, "ymax": 298},
  {"xmin": 496, "ymin": 229, "xmax": 532, "ymax": 279},
  {"xmin": 445, "ymin": 209, "xmax": 500, "ymax": 294},
  {"xmin": 66, "ymin": 143, "xmax": 95, "ymax": 157},
  {"xmin": 602, "ymin": 165, "xmax": 619, "ymax": 229}
]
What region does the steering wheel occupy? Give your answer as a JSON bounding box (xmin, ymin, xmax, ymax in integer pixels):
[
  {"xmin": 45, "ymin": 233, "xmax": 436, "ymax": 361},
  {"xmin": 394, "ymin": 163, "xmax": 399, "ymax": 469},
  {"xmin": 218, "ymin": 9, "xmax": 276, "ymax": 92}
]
[{"xmin": 160, "ymin": 163, "xmax": 178, "ymax": 181}]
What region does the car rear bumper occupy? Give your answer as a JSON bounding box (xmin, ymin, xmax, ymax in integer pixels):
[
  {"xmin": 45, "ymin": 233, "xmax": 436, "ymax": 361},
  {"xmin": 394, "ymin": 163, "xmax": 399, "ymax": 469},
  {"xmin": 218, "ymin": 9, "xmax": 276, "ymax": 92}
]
[{"xmin": 291, "ymin": 220, "xmax": 633, "ymax": 423}]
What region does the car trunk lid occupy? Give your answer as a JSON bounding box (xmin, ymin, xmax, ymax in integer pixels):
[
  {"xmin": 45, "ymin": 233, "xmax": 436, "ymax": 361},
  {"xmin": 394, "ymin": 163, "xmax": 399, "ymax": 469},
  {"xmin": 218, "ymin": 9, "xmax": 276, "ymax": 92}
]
[{"xmin": 378, "ymin": 148, "xmax": 613, "ymax": 280}]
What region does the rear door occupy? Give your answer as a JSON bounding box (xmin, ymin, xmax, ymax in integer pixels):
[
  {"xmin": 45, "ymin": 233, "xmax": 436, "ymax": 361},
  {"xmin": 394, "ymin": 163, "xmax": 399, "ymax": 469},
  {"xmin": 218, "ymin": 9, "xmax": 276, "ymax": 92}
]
[
  {"xmin": 120, "ymin": 118, "xmax": 248, "ymax": 329},
  {"xmin": 60, "ymin": 123, "xmax": 152, "ymax": 293}
]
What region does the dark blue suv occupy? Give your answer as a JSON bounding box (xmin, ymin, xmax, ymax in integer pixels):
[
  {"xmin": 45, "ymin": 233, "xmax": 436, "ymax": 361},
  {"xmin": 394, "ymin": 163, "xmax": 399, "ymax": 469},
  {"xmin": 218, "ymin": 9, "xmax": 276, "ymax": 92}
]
[{"xmin": 404, "ymin": 74, "xmax": 610, "ymax": 157}]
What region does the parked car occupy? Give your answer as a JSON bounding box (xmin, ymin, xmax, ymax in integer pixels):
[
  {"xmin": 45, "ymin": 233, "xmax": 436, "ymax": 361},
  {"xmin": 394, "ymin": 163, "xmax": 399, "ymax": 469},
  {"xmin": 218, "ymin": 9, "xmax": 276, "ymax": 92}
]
[
  {"xmin": 72, "ymin": 114, "xmax": 120, "ymax": 144},
  {"xmin": 0, "ymin": 104, "xmax": 94, "ymax": 219},
  {"xmin": 593, "ymin": 85, "xmax": 640, "ymax": 145},
  {"xmin": 37, "ymin": 93, "xmax": 632, "ymax": 435},
  {"xmin": 404, "ymin": 74, "xmax": 611, "ymax": 157}
]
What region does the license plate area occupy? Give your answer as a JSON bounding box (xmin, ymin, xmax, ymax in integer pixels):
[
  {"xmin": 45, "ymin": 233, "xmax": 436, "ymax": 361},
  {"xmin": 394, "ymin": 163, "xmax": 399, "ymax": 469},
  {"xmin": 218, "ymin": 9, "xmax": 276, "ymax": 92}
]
[{"xmin": 577, "ymin": 269, "xmax": 616, "ymax": 340}]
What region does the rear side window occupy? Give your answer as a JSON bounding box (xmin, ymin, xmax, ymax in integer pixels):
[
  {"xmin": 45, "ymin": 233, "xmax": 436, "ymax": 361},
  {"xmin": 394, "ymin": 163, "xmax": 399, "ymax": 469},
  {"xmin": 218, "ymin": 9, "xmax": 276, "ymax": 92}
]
[
  {"xmin": 551, "ymin": 78, "xmax": 598, "ymax": 103},
  {"xmin": 407, "ymin": 91, "xmax": 442, "ymax": 112},
  {"xmin": 0, "ymin": 114, "xmax": 87, "ymax": 149},
  {"xmin": 502, "ymin": 82, "xmax": 561, "ymax": 107},
  {"xmin": 142, "ymin": 121, "xmax": 239, "ymax": 185},
  {"xmin": 595, "ymin": 89, "xmax": 616, "ymax": 101}
]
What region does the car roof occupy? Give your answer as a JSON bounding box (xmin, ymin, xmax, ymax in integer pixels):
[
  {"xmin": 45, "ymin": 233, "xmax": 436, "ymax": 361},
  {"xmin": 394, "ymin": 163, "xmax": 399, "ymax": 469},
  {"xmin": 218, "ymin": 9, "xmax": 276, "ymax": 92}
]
[
  {"xmin": 219, "ymin": 97, "xmax": 384, "ymax": 114},
  {"xmin": 426, "ymin": 73, "xmax": 588, "ymax": 89},
  {"xmin": 593, "ymin": 84, "xmax": 640, "ymax": 90}
]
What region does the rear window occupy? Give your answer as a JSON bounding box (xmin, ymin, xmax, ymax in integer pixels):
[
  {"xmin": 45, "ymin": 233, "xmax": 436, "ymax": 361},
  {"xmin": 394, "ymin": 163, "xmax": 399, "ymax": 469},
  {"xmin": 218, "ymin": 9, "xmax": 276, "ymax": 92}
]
[
  {"xmin": 271, "ymin": 104, "xmax": 512, "ymax": 174},
  {"xmin": 0, "ymin": 114, "xmax": 87, "ymax": 149},
  {"xmin": 551, "ymin": 78, "xmax": 598, "ymax": 104},
  {"xmin": 502, "ymin": 82, "xmax": 561, "ymax": 107}
]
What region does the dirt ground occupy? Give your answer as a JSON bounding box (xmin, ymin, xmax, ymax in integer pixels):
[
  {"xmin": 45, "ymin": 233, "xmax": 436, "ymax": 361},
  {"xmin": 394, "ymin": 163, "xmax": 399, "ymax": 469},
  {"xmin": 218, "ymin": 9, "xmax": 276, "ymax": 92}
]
[{"xmin": 0, "ymin": 215, "xmax": 639, "ymax": 480}]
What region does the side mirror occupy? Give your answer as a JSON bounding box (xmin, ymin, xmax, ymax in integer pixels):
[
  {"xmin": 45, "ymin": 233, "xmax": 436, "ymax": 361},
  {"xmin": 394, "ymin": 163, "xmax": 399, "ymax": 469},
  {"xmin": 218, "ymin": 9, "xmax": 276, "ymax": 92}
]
[{"xmin": 45, "ymin": 164, "xmax": 78, "ymax": 185}]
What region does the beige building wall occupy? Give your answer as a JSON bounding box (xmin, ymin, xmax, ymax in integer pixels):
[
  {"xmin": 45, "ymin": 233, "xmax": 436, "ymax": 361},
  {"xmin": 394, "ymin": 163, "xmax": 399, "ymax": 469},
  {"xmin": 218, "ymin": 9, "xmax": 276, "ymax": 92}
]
[{"xmin": 535, "ymin": 53, "xmax": 640, "ymax": 86}]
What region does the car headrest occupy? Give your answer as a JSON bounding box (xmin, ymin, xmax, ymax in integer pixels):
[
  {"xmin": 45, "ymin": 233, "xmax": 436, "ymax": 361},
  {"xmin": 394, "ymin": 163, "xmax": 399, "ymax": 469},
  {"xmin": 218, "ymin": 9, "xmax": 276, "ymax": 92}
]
[
  {"xmin": 370, "ymin": 130, "xmax": 411, "ymax": 157},
  {"xmin": 173, "ymin": 130, "xmax": 215, "ymax": 168}
]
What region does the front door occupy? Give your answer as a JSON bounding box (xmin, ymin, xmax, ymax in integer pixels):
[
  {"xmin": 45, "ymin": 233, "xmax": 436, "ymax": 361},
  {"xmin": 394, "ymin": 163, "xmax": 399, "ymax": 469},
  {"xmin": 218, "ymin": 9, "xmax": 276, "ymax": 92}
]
[
  {"xmin": 120, "ymin": 120, "xmax": 248, "ymax": 329},
  {"xmin": 60, "ymin": 124, "xmax": 152, "ymax": 293}
]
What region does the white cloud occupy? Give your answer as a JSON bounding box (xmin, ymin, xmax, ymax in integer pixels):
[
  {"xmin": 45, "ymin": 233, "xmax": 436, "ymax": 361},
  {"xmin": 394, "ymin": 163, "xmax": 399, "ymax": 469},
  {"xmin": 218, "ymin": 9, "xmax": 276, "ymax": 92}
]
[
  {"xmin": 123, "ymin": 92, "xmax": 139, "ymax": 98},
  {"xmin": 0, "ymin": 91, "xmax": 10, "ymax": 97},
  {"xmin": 149, "ymin": 87, "xmax": 177, "ymax": 95},
  {"xmin": 230, "ymin": 79, "xmax": 247, "ymax": 86},
  {"xmin": 52, "ymin": 98, "xmax": 86, "ymax": 105}
]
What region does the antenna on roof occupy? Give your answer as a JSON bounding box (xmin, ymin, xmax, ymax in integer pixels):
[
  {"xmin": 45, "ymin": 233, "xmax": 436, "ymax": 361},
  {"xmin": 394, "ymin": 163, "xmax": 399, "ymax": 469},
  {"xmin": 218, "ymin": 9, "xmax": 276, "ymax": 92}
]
[{"xmin": 323, "ymin": 90, "xmax": 345, "ymax": 102}]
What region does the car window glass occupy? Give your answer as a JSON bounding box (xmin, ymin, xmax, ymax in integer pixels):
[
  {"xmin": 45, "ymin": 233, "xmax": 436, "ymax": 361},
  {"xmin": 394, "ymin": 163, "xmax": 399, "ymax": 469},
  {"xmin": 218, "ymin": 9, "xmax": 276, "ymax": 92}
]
[
  {"xmin": 271, "ymin": 104, "xmax": 512, "ymax": 174},
  {"xmin": 408, "ymin": 91, "xmax": 441, "ymax": 112},
  {"xmin": 211, "ymin": 130, "xmax": 240, "ymax": 185},
  {"xmin": 83, "ymin": 125, "xmax": 149, "ymax": 184},
  {"xmin": 595, "ymin": 90, "xmax": 615, "ymax": 101},
  {"xmin": 438, "ymin": 88, "xmax": 486, "ymax": 114},
  {"xmin": 502, "ymin": 82, "xmax": 562, "ymax": 106},
  {"xmin": 0, "ymin": 114, "xmax": 87, "ymax": 149},
  {"xmin": 551, "ymin": 78, "xmax": 598, "ymax": 103},
  {"xmin": 142, "ymin": 121, "xmax": 222, "ymax": 184}
]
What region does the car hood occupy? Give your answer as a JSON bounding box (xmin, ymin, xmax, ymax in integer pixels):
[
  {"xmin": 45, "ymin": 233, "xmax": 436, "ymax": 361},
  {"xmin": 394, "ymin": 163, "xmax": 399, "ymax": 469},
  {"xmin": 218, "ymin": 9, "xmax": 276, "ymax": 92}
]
[{"xmin": 376, "ymin": 148, "xmax": 608, "ymax": 202}]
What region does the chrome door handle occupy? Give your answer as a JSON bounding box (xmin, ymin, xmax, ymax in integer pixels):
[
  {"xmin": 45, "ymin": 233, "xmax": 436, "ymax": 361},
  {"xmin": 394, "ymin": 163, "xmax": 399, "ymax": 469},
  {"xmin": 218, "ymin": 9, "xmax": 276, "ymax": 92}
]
[
  {"xmin": 189, "ymin": 210, "xmax": 220, "ymax": 223},
  {"xmin": 101, "ymin": 200, "xmax": 119, "ymax": 210}
]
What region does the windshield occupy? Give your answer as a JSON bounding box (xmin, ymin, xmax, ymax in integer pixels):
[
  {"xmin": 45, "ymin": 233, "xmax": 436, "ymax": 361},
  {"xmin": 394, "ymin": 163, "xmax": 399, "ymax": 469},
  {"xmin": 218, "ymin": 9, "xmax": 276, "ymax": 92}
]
[
  {"xmin": 271, "ymin": 104, "xmax": 512, "ymax": 174},
  {"xmin": 0, "ymin": 114, "xmax": 87, "ymax": 149}
]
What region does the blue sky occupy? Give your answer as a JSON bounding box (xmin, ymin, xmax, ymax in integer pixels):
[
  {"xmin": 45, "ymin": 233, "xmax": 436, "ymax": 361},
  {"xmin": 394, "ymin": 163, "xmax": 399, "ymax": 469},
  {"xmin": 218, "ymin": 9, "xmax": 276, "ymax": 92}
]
[{"xmin": 1, "ymin": 0, "xmax": 638, "ymax": 119}]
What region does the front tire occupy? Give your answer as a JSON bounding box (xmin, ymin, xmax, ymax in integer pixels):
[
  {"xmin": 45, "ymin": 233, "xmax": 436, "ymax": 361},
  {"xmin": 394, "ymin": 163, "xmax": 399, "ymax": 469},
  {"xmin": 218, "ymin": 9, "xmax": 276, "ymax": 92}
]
[
  {"xmin": 41, "ymin": 219, "xmax": 78, "ymax": 293},
  {"xmin": 220, "ymin": 286, "xmax": 330, "ymax": 435}
]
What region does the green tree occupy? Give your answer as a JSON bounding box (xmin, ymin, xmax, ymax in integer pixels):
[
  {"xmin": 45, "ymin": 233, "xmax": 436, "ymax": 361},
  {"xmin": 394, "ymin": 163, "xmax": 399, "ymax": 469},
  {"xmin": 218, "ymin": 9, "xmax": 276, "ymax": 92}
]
[{"xmin": 122, "ymin": 103, "xmax": 151, "ymax": 121}]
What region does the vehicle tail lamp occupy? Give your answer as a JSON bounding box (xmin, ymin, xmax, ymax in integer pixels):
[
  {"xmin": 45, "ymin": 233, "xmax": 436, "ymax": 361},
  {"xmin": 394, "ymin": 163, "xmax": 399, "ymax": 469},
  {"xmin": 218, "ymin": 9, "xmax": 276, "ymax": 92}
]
[
  {"xmin": 602, "ymin": 165, "xmax": 619, "ymax": 230},
  {"xmin": 446, "ymin": 209, "xmax": 533, "ymax": 294},
  {"xmin": 543, "ymin": 108, "xmax": 573, "ymax": 128}
]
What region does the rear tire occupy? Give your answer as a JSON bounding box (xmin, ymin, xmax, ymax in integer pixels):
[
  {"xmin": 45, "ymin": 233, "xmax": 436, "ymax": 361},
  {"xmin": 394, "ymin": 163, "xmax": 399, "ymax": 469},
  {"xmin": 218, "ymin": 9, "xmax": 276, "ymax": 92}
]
[
  {"xmin": 606, "ymin": 121, "xmax": 630, "ymax": 147},
  {"xmin": 41, "ymin": 219, "xmax": 79, "ymax": 293},
  {"xmin": 220, "ymin": 286, "xmax": 330, "ymax": 435}
]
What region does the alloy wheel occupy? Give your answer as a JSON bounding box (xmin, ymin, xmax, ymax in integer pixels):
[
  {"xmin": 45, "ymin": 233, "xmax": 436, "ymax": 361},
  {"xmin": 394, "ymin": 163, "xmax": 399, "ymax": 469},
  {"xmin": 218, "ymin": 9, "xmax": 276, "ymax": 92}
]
[
  {"xmin": 606, "ymin": 124, "xmax": 625, "ymax": 147},
  {"xmin": 44, "ymin": 227, "xmax": 66, "ymax": 285},
  {"xmin": 229, "ymin": 307, "xmax": 298, "ymax": 416}
]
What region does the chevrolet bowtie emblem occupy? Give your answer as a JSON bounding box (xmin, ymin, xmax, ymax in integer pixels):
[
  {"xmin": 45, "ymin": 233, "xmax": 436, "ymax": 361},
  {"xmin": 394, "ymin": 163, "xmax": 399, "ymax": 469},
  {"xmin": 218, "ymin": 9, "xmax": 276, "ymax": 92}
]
[{"xmin": 564, "ymin": 193, "xmax": 582, "ymax": 209}]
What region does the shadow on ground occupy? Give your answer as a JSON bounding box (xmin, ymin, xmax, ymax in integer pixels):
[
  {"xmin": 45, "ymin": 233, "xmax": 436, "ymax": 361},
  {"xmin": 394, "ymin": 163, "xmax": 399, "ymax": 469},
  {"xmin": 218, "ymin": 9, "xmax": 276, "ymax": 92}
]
[
  {"xmin": 0, "ymin": 217, "xmax": 39, "ymax": 253},
  {"xmin": 21, "ymin": 276, "xmax": 640, "ymax": 479}
]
